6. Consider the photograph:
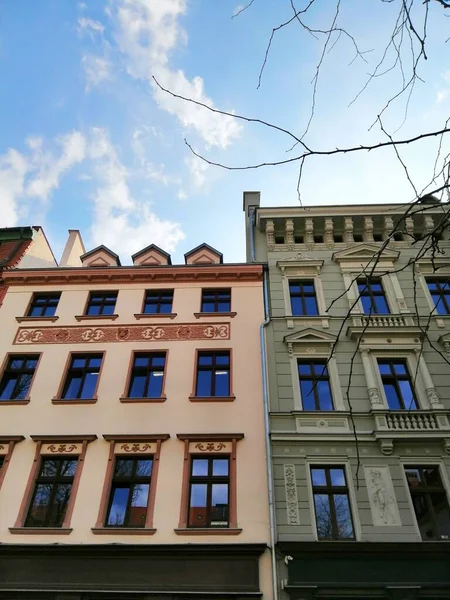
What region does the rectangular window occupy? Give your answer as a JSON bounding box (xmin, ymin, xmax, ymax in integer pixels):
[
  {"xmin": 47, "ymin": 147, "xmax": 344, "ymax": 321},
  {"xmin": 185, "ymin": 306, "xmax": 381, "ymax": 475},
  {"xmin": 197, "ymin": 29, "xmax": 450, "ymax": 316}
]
[
  {"xmin": 427, "ymin": 279, "xmax": 450, "ymax": 315},
  {"xmin": 0, "ymin": 355, "xmax": 39, "ymax": 401},
  {"xmin": 298, "ymin": 360, "xmax": 333, "ymax": 411},
  {"xmin": 61, "ymin": 354, "xmax": 103, "ymax": 399},
  {"xmin": 201, "ymin": 289, "xmax": 231, "ymax": 313},
  {"xmin": 128, "ymin": 353, "xmax": 166, "ymax": 398},
  {"xmin": 405, "ymin": 466, "xmax": 450, "ymax": 540},
  {"xmin": 195, "ymin": 351, "xmax": 230, "ymax": 397},
  {"xmin": 105, "ymin": 457, "xmax": 153, "ymax": 528},
  {"xmin": 188, "ymin": 456, "xmax": 230, "ymax": 528},
  {"xmin": 358, "ymin": 279, "xmax": 390, "ymax": 314},
  {"xmin": 27, "ymin": 293, "xmax": 60, "ymax": 317},
  {"xmin": 289, "ymin": 280, "xmax": 319, "ymax": 316},
  {"xmin": 377, "ymin": 359, "xmax": 417, "ymax": 410},
  {"xmin": 311, "ymin": 466, "xmax": 355, "ymax": 540},
  {"xmin": 143, "ymin": 290, "xmax": 173, "ymax": 314},
  {"xmin": 25, "ymin": 457, "xmax": 78, "ymax": 528},
  {"xmin": 85, "ymin": 292, "xmax": 117, "ymax": 316}
]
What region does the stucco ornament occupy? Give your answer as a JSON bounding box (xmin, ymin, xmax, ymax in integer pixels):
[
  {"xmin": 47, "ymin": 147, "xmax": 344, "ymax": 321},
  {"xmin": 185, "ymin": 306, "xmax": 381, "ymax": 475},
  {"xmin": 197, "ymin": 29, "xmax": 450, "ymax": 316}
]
[
  {"xmin": 364, "ymin": 466, "xmax": 400, "ymax": 526},
  {"xmin": 48, "ymin": 444, "xmax": 77, "ymax": 454},
  {"xmin": 426, "ymin": 387, "xmax": 440, "ymax": 407},
  {"xmin": 283, "ymin": 464, "xmax": 300, "ymax": 525},
  {"xmin": 194, "ymin": 442, "xmax": 226, "ymax": 452},
  {"xmin": 368, "ymin": 387, "xmax": 383, "ymax": 408}
]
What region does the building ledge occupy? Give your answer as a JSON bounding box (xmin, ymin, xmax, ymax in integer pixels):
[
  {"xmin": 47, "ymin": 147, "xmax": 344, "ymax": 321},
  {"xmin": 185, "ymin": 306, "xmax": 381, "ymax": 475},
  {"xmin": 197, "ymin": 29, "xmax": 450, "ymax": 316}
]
[
  {"xmin": 119, "ymin": 396, "xmax": 166, "ymax": 403},
  {"xmin": 174, "ymin": 528, "xmax": 242, "ymax": 536},
  {"xmin": 194, "ymin": 312, "xmax": 237, "ymax": 319},
  {"xmin": 91, "ymin": 527, "xmax": 156, "ymax": 535},
  {"xmin": 0, "ymin": 399, "xmax": 30, "ymax": 406},
  {"xmin": 52, "ymin": 398, "xmax": 98, "ymax": 405},
  {"xmin": 16, "ymin": 316, "xmax": 59, "ymax": 323},
  {"xmin": 189, "ymin": 395, "xmax": 236, "ymax": 403},
  {"xmin": 9, "ymin": 527, "xmax": 72, "ymax": 535},
  {"xmin": 134, "ymin": 313, "xmax": 177, "ymax": 320},
  {"xmin": 75, "ymin": 314, "xmax": 119, "ymax": 321}
]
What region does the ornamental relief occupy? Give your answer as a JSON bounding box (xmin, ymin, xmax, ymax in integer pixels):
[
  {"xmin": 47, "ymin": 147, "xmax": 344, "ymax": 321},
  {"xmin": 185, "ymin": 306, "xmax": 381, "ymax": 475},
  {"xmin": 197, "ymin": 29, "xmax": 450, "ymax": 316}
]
[
  {"xmin": 283, "ymin": 464, "xmax": 300, "ymax": 525},
  {"xmin": 14, "ymin": 323, "xmax": 230, "ymax": 345},
  {"xmin": 363, "ymin": 466, "xmax": 401, "ymax": 526},
  {"xmin": 116, "ymin": 442, "xmax": 155, "ymax": 454},
  {"xmin": 189, "ymin": 441, "xmax": 231, "ymax": 454},
  {"xmin": 0, "ymin": 444, "xmax": 7, "ymax": 455},
  {"xmin": 41, "ymin": 443, "xmax": 82, "ymax": 455}
]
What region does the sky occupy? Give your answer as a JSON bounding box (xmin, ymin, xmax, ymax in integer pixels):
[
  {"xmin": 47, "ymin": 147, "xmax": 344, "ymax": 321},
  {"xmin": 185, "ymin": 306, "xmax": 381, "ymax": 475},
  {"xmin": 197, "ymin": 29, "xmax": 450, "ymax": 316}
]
[{"xmin": 0, "ymin": 0, "xmax": 449, "ymax": 264}]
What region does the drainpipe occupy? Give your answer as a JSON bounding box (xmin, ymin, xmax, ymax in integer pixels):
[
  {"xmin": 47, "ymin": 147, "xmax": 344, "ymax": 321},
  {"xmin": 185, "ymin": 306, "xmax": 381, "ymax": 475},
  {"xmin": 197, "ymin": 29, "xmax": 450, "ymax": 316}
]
[{"xmin": 249, "ymin": 207, "xmax": 279, "ymax": 600}]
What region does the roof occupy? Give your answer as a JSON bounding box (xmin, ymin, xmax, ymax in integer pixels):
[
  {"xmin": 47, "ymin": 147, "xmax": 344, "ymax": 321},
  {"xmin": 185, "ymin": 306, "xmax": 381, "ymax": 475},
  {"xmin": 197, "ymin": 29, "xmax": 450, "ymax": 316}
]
[
  {"xmin": 0, "ymin": 240, "xmax": 32, "ymax": 268},
  {"xmin": 184, "ymin": 243, "xmax": 223, "ymax": 263},
  {"xmin": 80, "ymin": 245, "xmax": 122, "ymax": 266},
  {"xmin": 131, "ymin": 243, "xmax": 172, "ymax": 265}
]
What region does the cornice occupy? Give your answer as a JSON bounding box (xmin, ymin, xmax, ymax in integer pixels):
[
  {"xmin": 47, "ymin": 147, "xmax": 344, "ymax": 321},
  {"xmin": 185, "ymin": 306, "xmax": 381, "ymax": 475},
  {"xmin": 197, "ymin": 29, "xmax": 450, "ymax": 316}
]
[{"xmin": 1, "ymin": 264, "xmax": 263, "ymax": 286}]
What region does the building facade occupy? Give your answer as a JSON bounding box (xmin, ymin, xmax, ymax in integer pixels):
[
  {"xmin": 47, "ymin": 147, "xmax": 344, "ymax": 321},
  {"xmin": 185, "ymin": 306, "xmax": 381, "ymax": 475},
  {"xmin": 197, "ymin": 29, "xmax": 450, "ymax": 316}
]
[
  {"xmin": 0, "ymin": 230, "xmax": 272, "ymax": 599},
  {"xmin": 244, "ymin": 192, "xmax": 450, "ymax": 599}
]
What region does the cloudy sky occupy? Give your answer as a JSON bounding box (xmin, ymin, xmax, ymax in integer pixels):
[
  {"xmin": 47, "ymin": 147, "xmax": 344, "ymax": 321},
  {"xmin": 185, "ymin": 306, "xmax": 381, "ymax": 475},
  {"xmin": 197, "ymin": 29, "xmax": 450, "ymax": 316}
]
[{"xmin": 0, "ymin": 0, "xmax": 448, "ymax": 263}]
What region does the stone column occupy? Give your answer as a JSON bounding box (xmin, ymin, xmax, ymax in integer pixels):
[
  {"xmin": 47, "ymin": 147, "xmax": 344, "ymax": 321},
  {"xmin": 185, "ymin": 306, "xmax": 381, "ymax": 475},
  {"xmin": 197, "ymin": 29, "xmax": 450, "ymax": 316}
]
[
  {"xmin": 360, "ymin": 348, "xmax": 384, "ymax": 409},
  {"xmin": 414, "ymin": 349, "xmax": 443, "ymax": 409}
]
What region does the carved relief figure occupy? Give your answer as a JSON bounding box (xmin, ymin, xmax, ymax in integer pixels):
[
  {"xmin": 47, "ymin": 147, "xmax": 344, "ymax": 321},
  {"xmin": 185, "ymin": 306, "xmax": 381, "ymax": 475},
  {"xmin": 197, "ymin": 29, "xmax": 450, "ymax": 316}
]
[{"xmin": 365, "ymin": 467, "xmax": 400, "ymax": 526}]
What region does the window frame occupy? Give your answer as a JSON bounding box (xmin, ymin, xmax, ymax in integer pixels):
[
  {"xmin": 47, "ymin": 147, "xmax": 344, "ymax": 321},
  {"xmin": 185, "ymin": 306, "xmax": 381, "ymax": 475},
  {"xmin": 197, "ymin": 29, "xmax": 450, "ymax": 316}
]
[
  {"xmin": 297, "ymin": 359, "xmax": 334, "ymax": 411},
  {"xmin": 93, "ymin": 434, "xmax": 168, "ymax": 534},
  {"xmin": 10, "ymin": 435, "xmax": 95, "ymax": 534},
  {"xmin": 306, "ymin": 460, "xmax": 360, "ymax": 541},
  {"xmin": 200, "ymin": 288, "xmax": 232, "ymax": 314},
  {"xmin": 121, "ymin": 351, "xmax": 168, "ymax": 402},
  {"xmin": 289, "ymin": 280, "xmax": 319, "ymax": 317},
  {"xmin": 141, "ymin": 289, "xmax": 174, "ymax": 315},
  {"xmin": 54, "ymin": 352, "xmax": 104, "ymax": 404},
  {"xmin": 401, "ymin": 461, "xmax": 450, "ymax": 541},
  {"xmin": 26, "ymin": 292, "xmax": 61, "ymax": 318},
  {"xmin": 357, "ymin": 278, "xmax": 391, "ymax": 315},
  {"xmin": 426, "ymin": 278, "xmax": 450, "ymax": 316},
  {"xmin": 187, "ymin": 454, "xmax": 231, "ymax": 529},
  {"xmin": 417, "ymin": 259, "xmax": 450, "ymax": 328},
  {"xmin": 190, "ymin": 349, "xmax": 234, "ymax": 401},
  {"xmin": 0, "ymin": 353, "xmax": 41, "ymax": 405},
  {"xmin": 0, "ymin": 436, "xmax": 24, "ymax": 492},
  {"xmin": 84, "ymin": 291, "xmax": 118, "ymax": 317},
  {"xmin": 370, "ymin": 351, "xmax": 426, "ymax": 410},
  {"xmin": 176, "ymin": 433, "xmax": 243, "ymax": 534},
  {"xmin": 377, "ymin": 358, "xmax": 419, "ymax": 410}
]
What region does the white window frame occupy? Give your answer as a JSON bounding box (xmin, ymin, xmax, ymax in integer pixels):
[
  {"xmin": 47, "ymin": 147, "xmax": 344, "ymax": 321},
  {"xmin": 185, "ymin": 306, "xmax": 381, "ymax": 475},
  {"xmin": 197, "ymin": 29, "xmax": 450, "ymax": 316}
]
[
  {"xmin": 370, "ymin": 349, "xmax": 428, "ymax": 410},
  {"xmin": 278, "ymin": 258, "xmax": 329, "ymax": 329},
  {"xmin": 416, "ymin": 259, "xmax": 450, "ymax": 329},
  {"xmin": 399, "ymin": 459, "xmax": 450, "ymax": 541},
  {"xmin": 306, "ymin": 459, "xmax": 362, "ymax": 541}
]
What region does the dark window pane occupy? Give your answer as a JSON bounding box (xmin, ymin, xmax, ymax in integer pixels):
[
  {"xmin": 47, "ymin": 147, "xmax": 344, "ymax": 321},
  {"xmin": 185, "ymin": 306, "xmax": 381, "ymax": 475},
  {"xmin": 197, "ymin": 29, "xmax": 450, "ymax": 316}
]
[
  {"xmin": 393, "ymin": 363, "xmax": 407, "ymax": 374},
  {"xmin": 216, "ymin": 355, "xmax": 230, "ymax": 366},
  {"xmin": 317, "ymin": 380, "xmax": 333, "ymax": 411},
  {"xmin": 159, "ymin": 303, "xmax": 172, "ymax": 314},
  {"xmin": 313, "ymin": 363, "xmax": 328, "ymax": 376},
  {"xmin": 128, "ymin": 484, "xmax": 149, "ymax": 527},
  {"xmin": 211, "ymin": 483, "xmax": 229, "ymax": 526},
  {"xmin": 430, "ymin": 492, "xmax": 450, "ymax": 539},
  {"xmin": 311, "ymin": 468, "xmax": 327, "ymax": 486},
  {"xmin": 304, "ymin": 296, "xmax": 318, "ymax": 315},
  {"xmin": 152, "ymin": 356, "xmax": 165, "ymax": 367},
  {"xmin": 374, "ymin": 296, "xmax": 389, "ymax": 313},
  {"xmin": 300, "ymin": 380, "xmax": 315, "ymax": 411},
  {"xmin": 399, "ymin": 380, "xmax": 417, "ymax": 410},
  {"xmin": 192, "ymin": 459, "xmax": 209, "ymax": 476},
  {"xmin": 134, "ymin": 357, "xmax": 150, "ymax": 367},
  {"xmin": 214, "ymin": 371, "xmax": 230, "ymax": 396},
  {"xmin": 72, "ymin": 358, "xmax": 87, "ymax": 368},
  {"xmin": 218, "ymin": 302, "xmax": 230, "ymax": 312},
  {"xmin": 107, "ymin": 487, "xmax": 129, "ymax": 526},
  {"xmin": 189, "ymin": 484, "xmax": 208, "ymax": 527},
  {"xmin": 298, "ymin": 363, "xmax": 312, "ymax": 376},
  {"xmin": 60, "ymin": 460, "xmax": 78, "ymax": 477},
  {"xmin": 86, "ymin": 304, "xmax": 100, "ymax": 315},
  {"xmin": 26, "ymin": 484, "xmax": 52, "ymax": 526},
  {"xmin": 378, "ymin": 363, "xmax": 391, "ymax": 375},
  {"xmin": 147, "ymin": 372, "xmax": 163, "ymax": 397},
  {"xmin": 101, "ymin": 304, "xmax": 115, "ymax": 315},
  {"xmin": 63, "ymin": 376, "xmax": 82, "ymax": 399},
  {"xmin": 203, "ymin": 301, "xmax": 215, "ymax": 312},
  {"xmin": 136, "ymin": 460, "xmax": 153, "ymax": 477},
  {"xmin": 129, "ymin": 375, "xmax": 146, "ymax": 398},
  {"xmin": 47, "ymin": 484, "xmax": 72, "ymax": 527},
  {"xmin": 213, "ymin": 459, "xmax": 229, "ymax": 476},
  {"xmin": 198, "ymin": 355, "xmax": 213, "ymax": 366},
  {"xmin": 40, "ymin": 460, "xmax": 59, "ymax": 477},
  {"xmin": 314, "ymin": 494, "xmax": 333, "ymax": 539},
  {"xmin": 0, "ymin": 377, "xmax": 17, "ymax": 400},
  {"xmin": 80, "ymin": 372, "xmax": 98, "ymax": 399},
  {"xmin": 333, "ymin": 494, "xmax": 354, "ymax": 538},
  {"xmin": 89, "ymin": 357, "xmax": 102, "ymax": 368},
  {"xmin": 114, "ymin": 460, "xmax": 134, "ymax": 477},
  {"xmin": 196, "ymin": 371, "xmax": 212, "ymax": 396},
  {"xmin": 330, "ymin": 468, "xmax": 346, "ymax": 487},
  {"xmin": 384, "ymin": 383, "xmax": 402, "ymax": 409},
  {"xmin": 361, "ymin": 296, "xmax": 373, "ymax": 313}
]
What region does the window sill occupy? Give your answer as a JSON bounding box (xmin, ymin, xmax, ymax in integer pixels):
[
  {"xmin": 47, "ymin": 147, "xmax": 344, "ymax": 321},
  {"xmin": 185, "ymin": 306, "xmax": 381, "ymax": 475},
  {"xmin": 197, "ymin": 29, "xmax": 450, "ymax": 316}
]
[
  {"xmin": 52, "ymin": 398, "xmax": 98, "ymax": 405},
  {"xmin": 91, "ymin": 527, "xmax": 156, "ymax": 535},
  {"xmin": 0, "ymin": 399, "xmax": 30, "ymax": 405},
  {"xmin": 120, "ymin": 396, "xmax": 166, "ymax": 403},
  {"xmin": 194, "ymin": 312, "xmax": 237, "ymax": 319},
  {"xmin": 134, "ymin": 313, "xmax": 177, "ymax": 320},
  {"xmin": 75, "ymin": 314, "xmax": 119, "ymax": 321},
  {"xmin": 9, "ymin": 527, "xmax": 72, "ymax": 535},
  {"xmin": 16, "ymin": 316, "xmax": 59, "ymax": 323},
  {"xmin": 174, "ymin": 528, "xmax": 242, "ymax": 536},
  {"xmin": 189, "ymin": 395, "xmax": 236, "ymax": 403}
]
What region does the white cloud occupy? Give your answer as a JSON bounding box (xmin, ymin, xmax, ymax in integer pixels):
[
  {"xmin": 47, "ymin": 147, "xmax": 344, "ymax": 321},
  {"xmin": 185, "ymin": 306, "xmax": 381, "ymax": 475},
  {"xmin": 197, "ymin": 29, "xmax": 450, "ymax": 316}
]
[
  {"xmin": 89, "ymin": 128, "xmax": 184, "ymax": 256},
  {"xmin": 82, "ymin": 54, "xmax": 112, "ymax": 90},
  {"xmin": 185, "ymin": 154, "xmax": 208, "ymax": 187},
  {"xmin": 113, "ymin": 0, "xmax": 242, "ymax": 148},
  {"xmin": 0, "ymin": 149, "xmax": 29, "ymax": 227},
  {"xmin": 78, "ymin": 17, "xmax": 105, "ymax": 36},
  {"xmin": 177, "ymin": 188, "xmax": 187, "ymax": 200},
  {"xmin": 26, "ymin": 131, "xmax": 86, "ymax": 200}
]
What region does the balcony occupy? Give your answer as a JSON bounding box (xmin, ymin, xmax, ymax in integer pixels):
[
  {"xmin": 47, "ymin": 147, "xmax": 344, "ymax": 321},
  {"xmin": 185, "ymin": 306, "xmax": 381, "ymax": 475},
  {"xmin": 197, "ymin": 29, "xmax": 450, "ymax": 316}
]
[{"xmin": 347, "ymin": 313, "xmax": 420, "ymax": 340}]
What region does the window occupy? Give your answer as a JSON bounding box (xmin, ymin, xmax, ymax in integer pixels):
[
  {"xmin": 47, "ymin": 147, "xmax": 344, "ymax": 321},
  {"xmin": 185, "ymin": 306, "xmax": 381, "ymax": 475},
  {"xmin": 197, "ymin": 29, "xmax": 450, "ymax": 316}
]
[
  {"xmin": 405, "ymin": 466, "xmax": 450, "ymax": 540},
  {"xmin": 334, "ymin": 234, "xmax": 343, "ymax": 243},
  {"xmin": 377, "ymin": 359, "xmax": 417, "ymax": 410},
  {"xmin": 289, "ymin": 280, "xmax": 319, "ymax": 316},
  {"xmin": 27, "ymin": 293, "xmax": 60, "ymax": 317},
  {"xmin": 61, "ymin": 354, "xmax": 103, "ymax": 399},
  {"xmin": 188, "ymin": 456, "xmax": 230, "ymax": 528},
  {"xmin": 0, "ymin": 456, "xmax": 4, "ymax": 472},
  {"xmin": 353, "ymin": 234, "xmax": 363, "ymax": 242},
  {"xmin": 275, "ymin": 235, "xmax": 284, "ymax": 244},
  {"xmin": 105, "ymin": 457, "xmax": 153, "ymax": 528},
  {"xmin": 25, "ymin": 457, "xmax": 78, "ymax": 528},
  {"xmin": 143, "ymin": 290, "xmax": 173, "ymax": 314},
  {"xmin": 201, "ymin": 289, "xmax": 231, "ymax": 313},
  {"xmin": 373, "ymin": 233, "xmax": 383, "ymax": 242},
  {"xmin": 128, "ymin": 353, "xmax": 166, "ymax": 398},
  {"xmin": 427, "ymin": 280, "xmax": 450, "ymax": 315},
  {"xmin": 311, "ymin": 466, "xmax": 354, "ymax": 540},
  {"xmin": 195, "ymin": 351, "xmax": 230, "ymax": 397},
  {"xmin": 0, "ymin": 355, "xmax": 39, "ymax": 401},
  {"xmin": 294, "ymin": 235, "xmax": 303, "ymax": 244},
  {"xmin": 358, "ymin": 279, "xmax": 390, "ymax": 314},
  {"xmin": 298, "ymin": 360, "xmax": 333, "ymax": 411},
  {"xmin": 85, "ymin": 291, "xmax": 117, "ymax": 316}
]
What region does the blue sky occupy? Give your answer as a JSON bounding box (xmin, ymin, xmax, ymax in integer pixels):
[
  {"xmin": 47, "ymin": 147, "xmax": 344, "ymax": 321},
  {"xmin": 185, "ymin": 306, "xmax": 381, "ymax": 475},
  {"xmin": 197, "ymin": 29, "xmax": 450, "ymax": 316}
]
[{"xmin": 0, "ymin": 0, "xmax": 449, "ymax": 264}]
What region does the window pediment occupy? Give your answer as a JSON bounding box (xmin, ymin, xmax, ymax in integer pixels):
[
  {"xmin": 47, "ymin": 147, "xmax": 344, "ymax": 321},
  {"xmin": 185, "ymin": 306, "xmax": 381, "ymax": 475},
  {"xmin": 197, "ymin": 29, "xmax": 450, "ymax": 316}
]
[
  {"xmin": 417, "ymin": 257, "xmax": 450, "ymax": 275},
  {"xmin": 284, "ymin": 328, "xmax": 336, "ymax": 355},
  {"xmin": 332, "ymin": 243, "xmax": 399, "ymax": 270},
  {"xmin": 184, "ymin": 243, "xmax": 223, "ymax": 265},
  {"xmin": 132, "ymin": 244, "xmax": 172, "ymax": 266},
  {"xmin": 80, "ymin": 245, "xmax": 121, "ymax": 267},
  {"xmin": 277, "ymin": 257, "xmax": 323, "ymax": 277}
]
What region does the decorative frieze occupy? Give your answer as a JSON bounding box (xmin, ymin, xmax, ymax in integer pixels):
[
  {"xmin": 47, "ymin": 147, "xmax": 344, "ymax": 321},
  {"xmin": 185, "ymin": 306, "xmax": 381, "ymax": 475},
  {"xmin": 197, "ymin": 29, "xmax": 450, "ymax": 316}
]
[
  {"xmin": 364, "ymin": 466, "xmax": 401, "ymax": 526},
  {"xmin": 188, "ymin": 441, "xmax": 231, "ymax": 453},
  {"xmin": 116, "ymin": 442, "xmax": 155, "ymax": 454},
  {"xmin": 41, "ymin": 443, "xmax": 83, "ymax": 454},
  {"xmin": 14, "ymin": 323, "xmax": 230, "ymax": 345},
  {"xmin": 283, "ymin": 464, "xmax": 300, "ymax": 525}
]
